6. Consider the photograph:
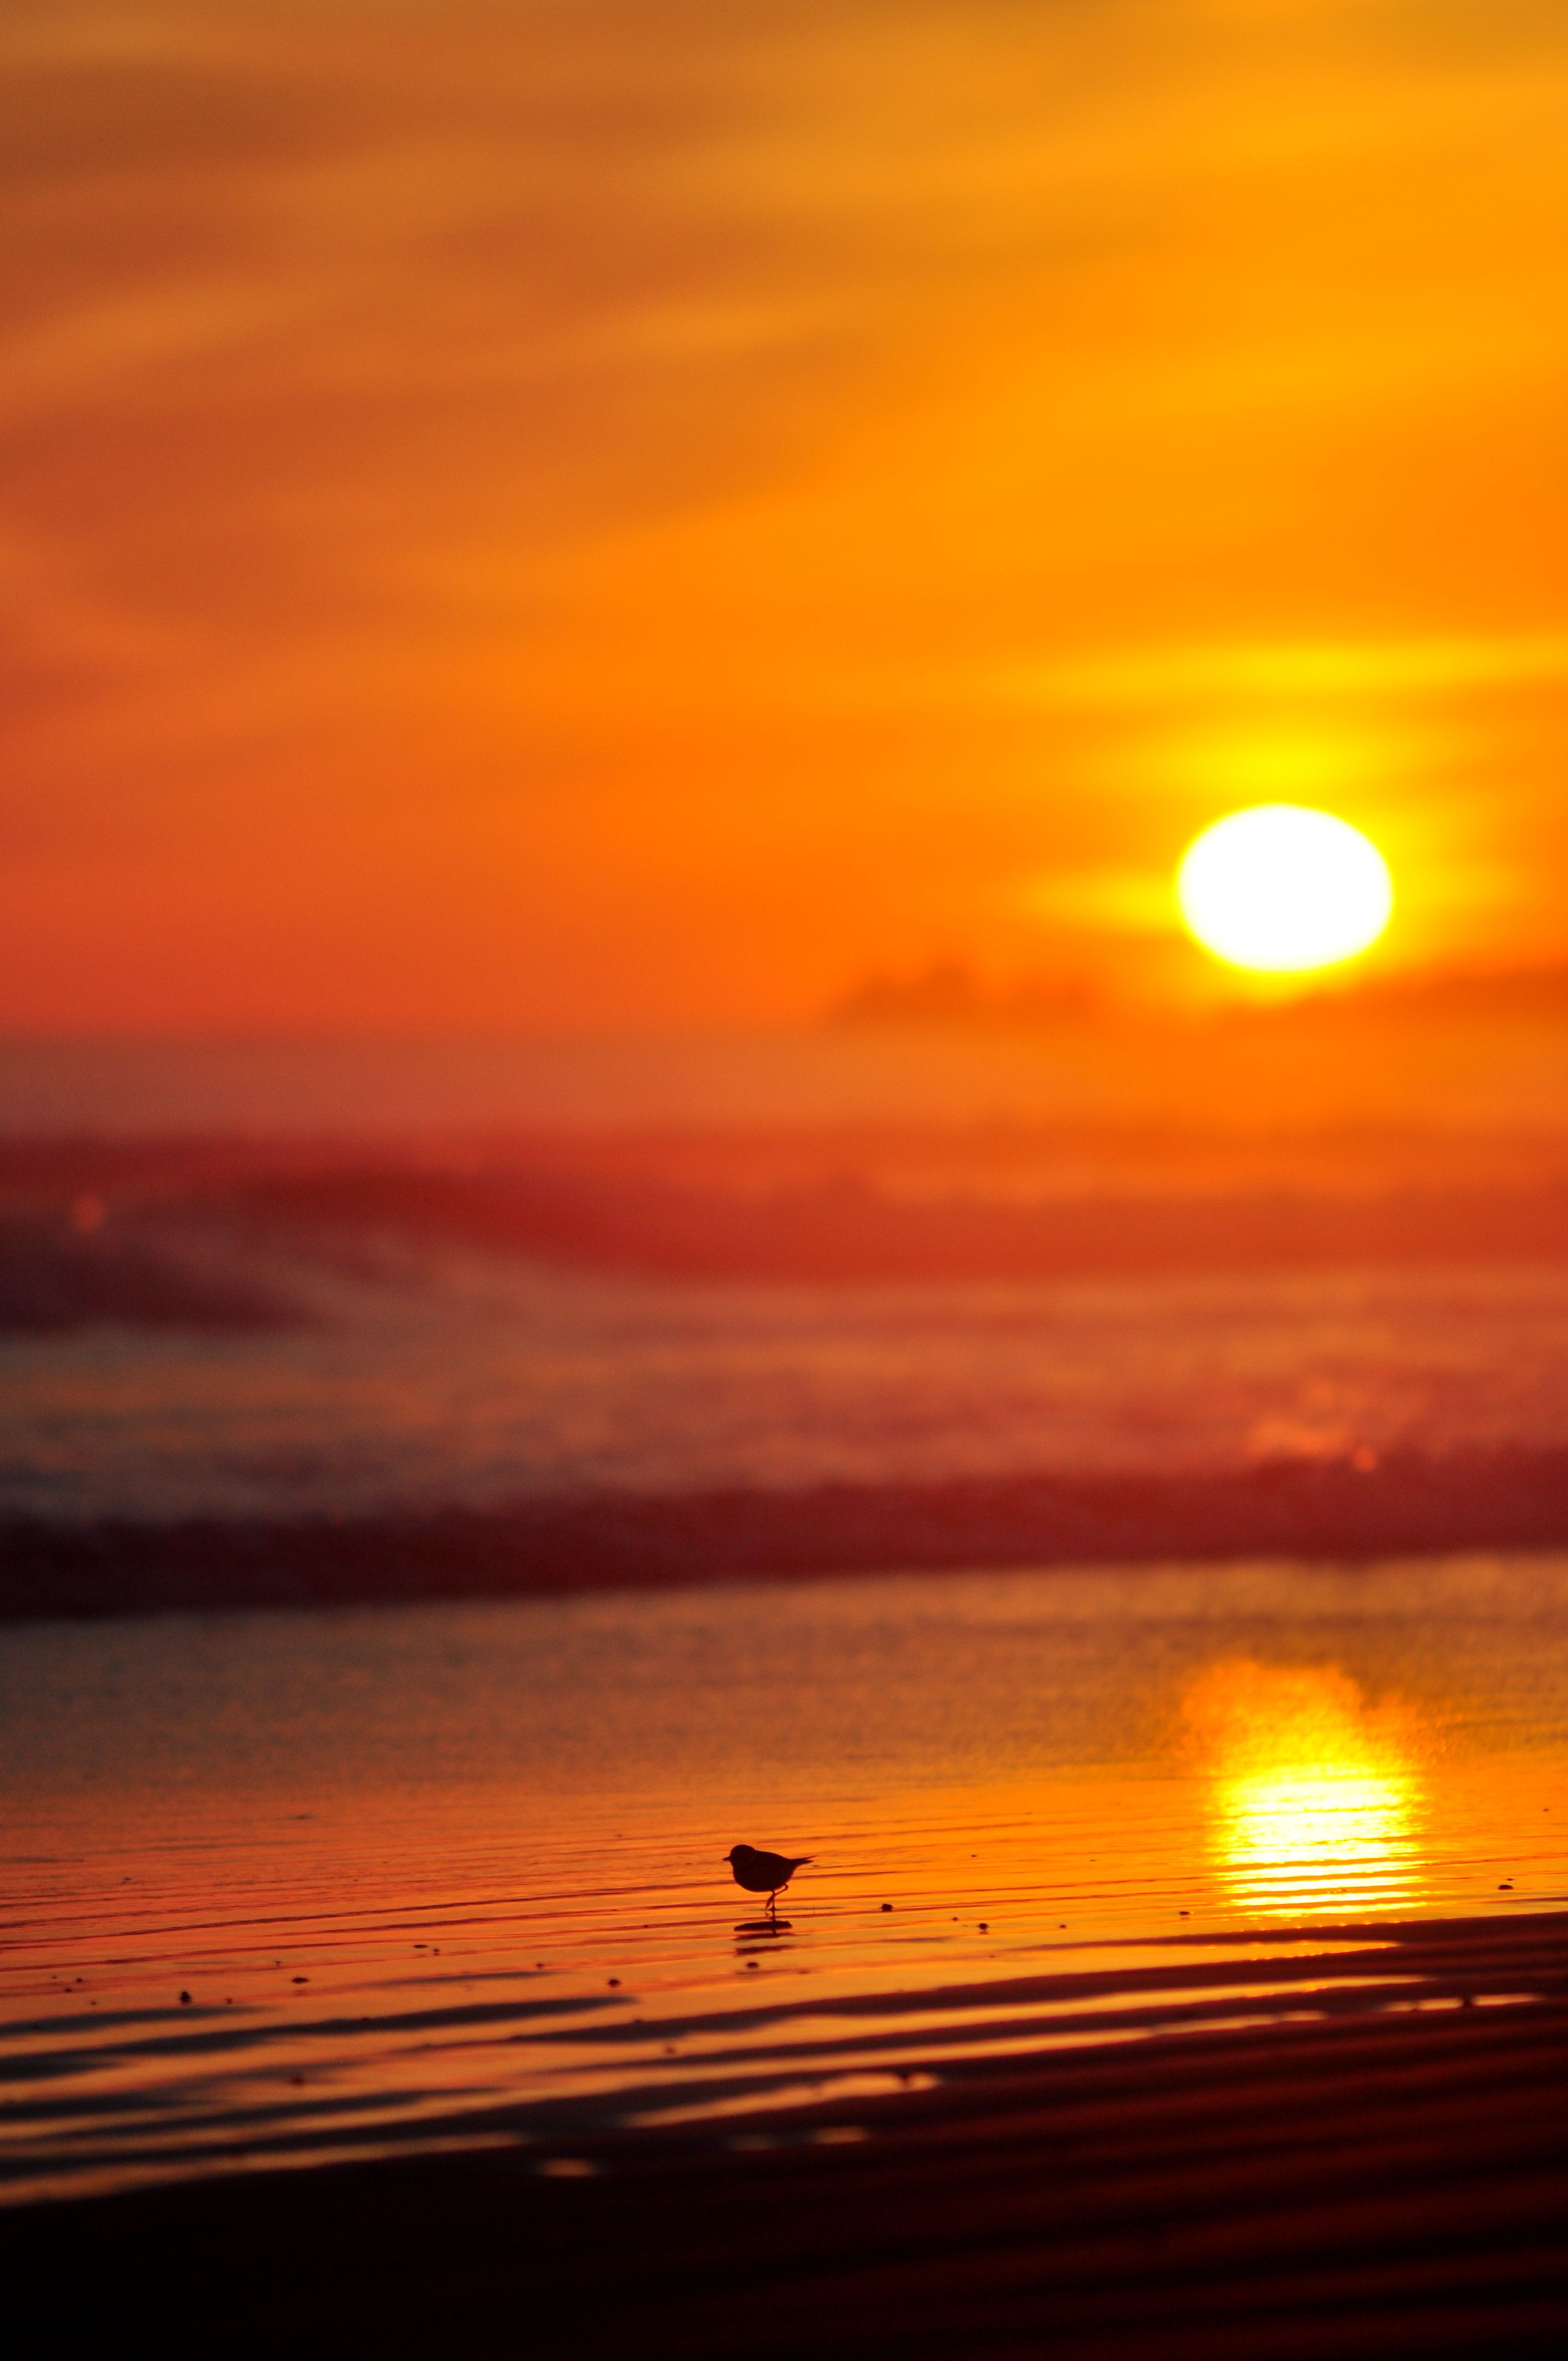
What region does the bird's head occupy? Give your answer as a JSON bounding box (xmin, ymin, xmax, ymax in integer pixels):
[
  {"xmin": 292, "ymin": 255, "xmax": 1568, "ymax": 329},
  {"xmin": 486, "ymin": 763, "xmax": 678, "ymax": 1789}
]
[{"xmin": 726, "ymin": 1845, "xmax": 751, "ymax": 1864}]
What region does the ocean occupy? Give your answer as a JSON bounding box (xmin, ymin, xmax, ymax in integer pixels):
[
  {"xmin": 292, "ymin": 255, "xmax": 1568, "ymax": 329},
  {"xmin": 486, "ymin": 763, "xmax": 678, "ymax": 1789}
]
[{"xmin": 4, "ymin": 1030, "xmax": 1568, "ymax": 2216}]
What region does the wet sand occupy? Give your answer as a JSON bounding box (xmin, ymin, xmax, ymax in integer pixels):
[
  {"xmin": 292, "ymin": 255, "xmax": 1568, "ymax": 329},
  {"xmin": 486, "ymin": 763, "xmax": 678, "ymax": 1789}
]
[
  {"xmin": 4, "ymin": 1566, "xmax": 1568, "ymax": 2199},
  {"xmin": 7, "ymin": 1910, "xmax": 1566, "ymax": 2359},
  {"xmin": 5, "ymin": 1564, "xmax": 1567, "ymax": 2351}
]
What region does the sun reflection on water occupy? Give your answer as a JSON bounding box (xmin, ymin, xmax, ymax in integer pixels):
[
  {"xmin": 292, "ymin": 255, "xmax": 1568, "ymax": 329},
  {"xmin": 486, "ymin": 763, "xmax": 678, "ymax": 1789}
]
[{"xmin": 1185, "ymin": 1661, "xmax": 1424, "ymax": 1917}]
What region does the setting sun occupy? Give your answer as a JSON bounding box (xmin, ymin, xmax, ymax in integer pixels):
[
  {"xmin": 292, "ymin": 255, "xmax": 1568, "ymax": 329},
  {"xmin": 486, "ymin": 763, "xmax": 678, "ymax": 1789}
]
[{"xmin": 1177, "ymin": 806, "xmax": 1394, "ymax": 976}]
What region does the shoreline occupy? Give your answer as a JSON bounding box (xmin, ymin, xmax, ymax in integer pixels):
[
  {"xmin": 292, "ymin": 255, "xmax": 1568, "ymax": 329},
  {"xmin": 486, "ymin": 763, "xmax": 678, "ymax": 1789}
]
[
  {"xmin": 8, "ymin": 1910, "xmax": 1567, "ymax": 2358},
  {"xmin": 8, "ymin": 1446, "xmax": 1568, "ymax": 1620}
]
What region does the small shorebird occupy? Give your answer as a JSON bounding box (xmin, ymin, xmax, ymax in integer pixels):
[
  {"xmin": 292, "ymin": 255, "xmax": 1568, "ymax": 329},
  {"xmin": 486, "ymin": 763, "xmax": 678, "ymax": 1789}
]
[{"xmin": 726, "ymin": 1843, "xmax": 812, "ymax": 1914}]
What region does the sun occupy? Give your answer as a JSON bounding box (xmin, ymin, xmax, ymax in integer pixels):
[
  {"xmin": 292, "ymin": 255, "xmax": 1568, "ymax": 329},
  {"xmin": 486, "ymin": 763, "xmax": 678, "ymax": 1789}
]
[{"xmin": 1176, "ymin": 804, "xmax": 1393, "ymax": 975}]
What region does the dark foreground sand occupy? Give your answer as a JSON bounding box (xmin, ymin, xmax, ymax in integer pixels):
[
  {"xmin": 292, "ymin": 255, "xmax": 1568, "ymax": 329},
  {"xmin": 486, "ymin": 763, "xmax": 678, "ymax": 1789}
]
[{"xmin": 6, "ymin": 1913, "xmax": 1566, "ymax": 2359}]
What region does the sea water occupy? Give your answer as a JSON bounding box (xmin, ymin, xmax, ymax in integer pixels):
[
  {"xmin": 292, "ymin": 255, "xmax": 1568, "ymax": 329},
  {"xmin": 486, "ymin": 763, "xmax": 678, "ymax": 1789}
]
[{"xmin": 7, "ymin": 1254, "xmax": 1568, "ymax": 1524}]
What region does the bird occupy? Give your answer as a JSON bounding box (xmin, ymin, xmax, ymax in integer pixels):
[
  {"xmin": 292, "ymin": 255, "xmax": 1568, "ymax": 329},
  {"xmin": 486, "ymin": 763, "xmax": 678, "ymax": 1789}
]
[{"xmin": 726, "ymin": 1843, "xmax": 812, "ymax": 1913}]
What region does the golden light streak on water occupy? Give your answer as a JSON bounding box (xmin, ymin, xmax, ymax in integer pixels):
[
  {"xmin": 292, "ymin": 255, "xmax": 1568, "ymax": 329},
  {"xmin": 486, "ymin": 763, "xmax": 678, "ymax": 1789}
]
[
  {"xmin": 1186, "ymin": 1661, "xmax": 1425, "ymax": 1918},
  {"xmin": 1216, "ymin": 1766, "xmax": 1420, "ymax": 1916}
]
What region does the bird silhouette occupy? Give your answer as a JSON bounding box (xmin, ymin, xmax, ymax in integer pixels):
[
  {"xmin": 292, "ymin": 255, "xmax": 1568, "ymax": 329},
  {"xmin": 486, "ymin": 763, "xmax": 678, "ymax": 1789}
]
[{"xmin": 726, "ymin": 1843, "xmax": 812, "ymax": 1914}]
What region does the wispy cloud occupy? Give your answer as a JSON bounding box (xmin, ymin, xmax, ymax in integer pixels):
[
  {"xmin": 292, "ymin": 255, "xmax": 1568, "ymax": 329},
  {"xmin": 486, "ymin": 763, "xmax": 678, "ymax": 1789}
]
[{"xmin": 1014, "ymin": 634, "xmax": 1568, "ymax": 709}]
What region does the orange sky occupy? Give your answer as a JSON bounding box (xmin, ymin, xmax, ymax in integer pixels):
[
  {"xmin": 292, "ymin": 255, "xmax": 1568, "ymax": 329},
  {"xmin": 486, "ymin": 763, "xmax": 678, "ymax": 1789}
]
[{"xmin": 5, "ymin": 0, "xmax": 1568, "ymax": 1033}]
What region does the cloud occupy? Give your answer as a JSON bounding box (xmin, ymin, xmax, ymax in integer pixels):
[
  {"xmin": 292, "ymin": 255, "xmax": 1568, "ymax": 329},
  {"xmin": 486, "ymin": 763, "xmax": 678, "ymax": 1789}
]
[{"xmin": 1010, "ymin": 633, "xmax": 1568, "ymax": 709}]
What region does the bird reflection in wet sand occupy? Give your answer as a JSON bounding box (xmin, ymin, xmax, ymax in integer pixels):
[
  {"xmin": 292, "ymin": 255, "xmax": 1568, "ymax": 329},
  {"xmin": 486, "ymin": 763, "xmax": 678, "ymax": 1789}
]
[{"xmin": 727, "ymin": 1843, "xmax": 812, "ymax": 1919}]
